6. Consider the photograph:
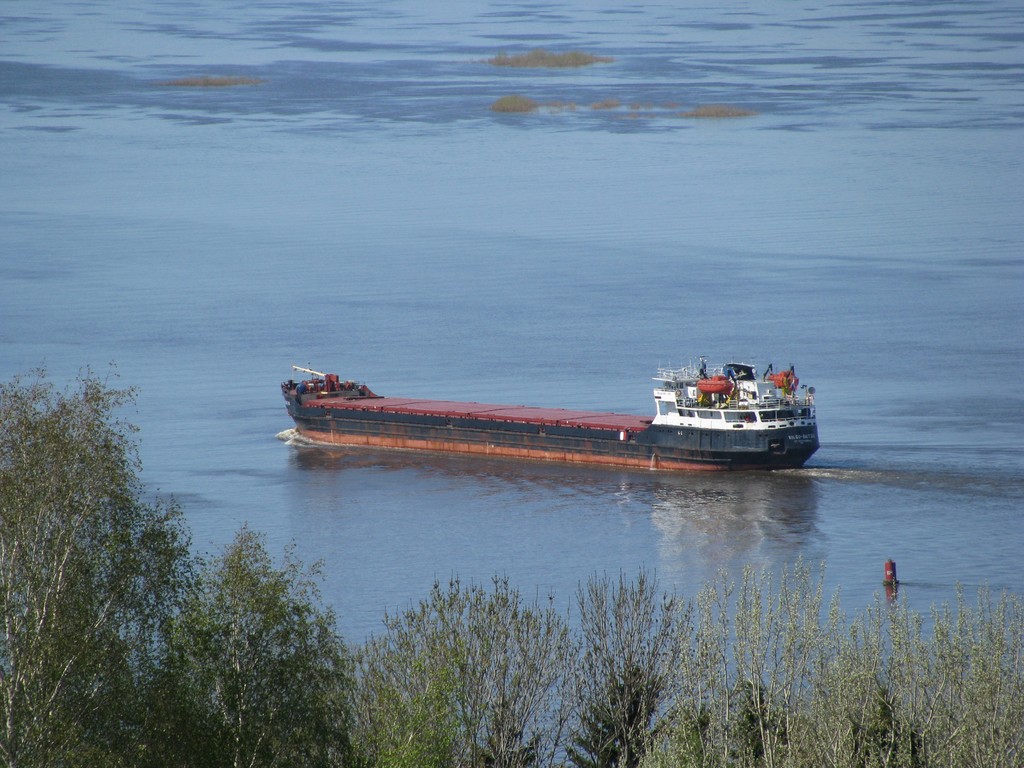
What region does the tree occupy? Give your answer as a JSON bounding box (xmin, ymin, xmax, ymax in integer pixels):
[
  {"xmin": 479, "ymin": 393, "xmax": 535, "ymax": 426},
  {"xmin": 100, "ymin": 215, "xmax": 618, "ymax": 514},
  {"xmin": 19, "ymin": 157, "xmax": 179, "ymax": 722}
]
[
  {"xmin": 355, "ymin": 577, "xmax": 574, "ymax": 768},
  {"xmin": 0, "ymin": 369, "xmax": 191, "ymax": 767},
  {"xmin": 569, "ymin": 571, "xmax": 688, "ymax": 768},
  {"xmin": 161, "ymin": 526, "xmax": 354, "ymax": 768},
  {"xmin": 355, "ymin": 613, "xmax": 460, "ymax": 768}
]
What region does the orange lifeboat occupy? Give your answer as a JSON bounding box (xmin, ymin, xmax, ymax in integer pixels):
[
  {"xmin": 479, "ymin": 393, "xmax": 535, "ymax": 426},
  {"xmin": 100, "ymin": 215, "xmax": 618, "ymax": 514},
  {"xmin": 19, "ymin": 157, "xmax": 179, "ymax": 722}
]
[
  {"xmin": 697, "ymin": 375, "xmax": 734, "ymax": 396},
  {"xmin": 769, "ymin": 371, "xmax": 799, "ymax": 392}
]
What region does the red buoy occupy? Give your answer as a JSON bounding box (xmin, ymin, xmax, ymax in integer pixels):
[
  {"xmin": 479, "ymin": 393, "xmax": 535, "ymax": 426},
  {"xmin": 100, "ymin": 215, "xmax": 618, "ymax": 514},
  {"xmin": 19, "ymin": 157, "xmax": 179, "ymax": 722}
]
[{"xmin": 883, "ymin": 559, "xmax": 898, "ymax": 585}]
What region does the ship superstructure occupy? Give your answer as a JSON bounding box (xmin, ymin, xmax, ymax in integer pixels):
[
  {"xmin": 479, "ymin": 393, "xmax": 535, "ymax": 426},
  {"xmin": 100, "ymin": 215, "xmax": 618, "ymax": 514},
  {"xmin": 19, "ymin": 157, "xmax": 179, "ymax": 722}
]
[{"xmin": 649, "ymin": 359, "xmax": 817, "ymax": 457}]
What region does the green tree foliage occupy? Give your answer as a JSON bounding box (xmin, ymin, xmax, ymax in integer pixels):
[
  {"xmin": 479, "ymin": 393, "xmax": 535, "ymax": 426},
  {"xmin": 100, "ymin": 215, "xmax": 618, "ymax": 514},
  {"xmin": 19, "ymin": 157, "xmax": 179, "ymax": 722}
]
[
  {"xmin": 0, "ymin": 369, "xmax": 191, "ymax": 767},
  {"xmin": 355, "ymin": 577, "xmax": 573, "ymax": 768},
  {"xmin": 643, "ymin": 565, "xmax": 1024, "ymax": 768},
  {"xmin": 160, "ymin": 527, "xmax": 353, "ymax": 768},
  {"xmin": 354, "ymin": 566, "xmax": 1023, "ymax": 768},
  {"xmin": 569, "ymin": 571, "xmax": 687, "ymax": 768}
]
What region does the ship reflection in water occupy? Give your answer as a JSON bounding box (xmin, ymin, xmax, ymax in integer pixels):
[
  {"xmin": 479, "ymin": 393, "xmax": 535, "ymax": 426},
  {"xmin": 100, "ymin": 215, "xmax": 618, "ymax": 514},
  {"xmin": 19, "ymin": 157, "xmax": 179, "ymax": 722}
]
[
  {"xmin": 645, "ymin": 472, "xmax": 820, "ymax": 586},
  {"xmin": 282, "ymin": 431, "xmax": 821, "ymax": 596}
]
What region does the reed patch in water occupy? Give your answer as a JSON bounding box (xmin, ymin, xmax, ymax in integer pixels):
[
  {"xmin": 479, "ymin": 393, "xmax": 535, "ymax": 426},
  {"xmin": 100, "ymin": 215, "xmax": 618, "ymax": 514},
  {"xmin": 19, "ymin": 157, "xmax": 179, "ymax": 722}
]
[
  {"xmin": 680, "ymin": 103, "xmax": 758, "ymax": 118},
  {"xmin": 488, "ymin": 94, "xmax": 759, "ymax": 121},
  {"xmin": 488, "ymin": 49, "xmax": 614, "ymax": 68},
  {"xmin": 159, "ymin": 76, "xmax": 264, "ymax": 87},
  {"xmin": 490, "ymin": 95, "xmax": 539, "ymax": 113}
]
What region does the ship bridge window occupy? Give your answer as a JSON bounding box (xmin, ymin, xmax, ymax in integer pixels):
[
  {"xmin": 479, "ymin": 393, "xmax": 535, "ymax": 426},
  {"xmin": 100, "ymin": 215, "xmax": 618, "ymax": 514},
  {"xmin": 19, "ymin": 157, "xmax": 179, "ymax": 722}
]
[
  {"xmin": 725, "ymin": 411, "xmax": 756, "ymax": 423},
  {"xmin": 657, "ymin": 400, "xmax": 677, "ymax": 416},
  {"xmin": 694, "ymin": 410, "xmax": 722, "ymax": 420},
  {"xmin": 761, "ymin": 410, "xmax": 798, "ymax": 422}
]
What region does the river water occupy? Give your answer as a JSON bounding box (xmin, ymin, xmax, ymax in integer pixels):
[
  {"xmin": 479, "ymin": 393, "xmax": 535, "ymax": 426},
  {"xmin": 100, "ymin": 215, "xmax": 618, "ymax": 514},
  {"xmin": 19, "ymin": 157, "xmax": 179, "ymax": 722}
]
[{"xmin": 2, "ymin": 0, "xmax": 1023, "ymax": 640}]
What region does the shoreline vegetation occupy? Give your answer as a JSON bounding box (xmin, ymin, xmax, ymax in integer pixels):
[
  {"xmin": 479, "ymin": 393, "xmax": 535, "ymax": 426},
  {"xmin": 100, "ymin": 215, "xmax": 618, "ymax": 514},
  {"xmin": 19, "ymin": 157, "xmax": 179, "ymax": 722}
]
[
  {"xmin": 158, "ymin": 75, "xmax": 264, "ymax": 87},
  {"xmin": 5, "ymin": 370, "xmax": 1020, "ymax": 768}
]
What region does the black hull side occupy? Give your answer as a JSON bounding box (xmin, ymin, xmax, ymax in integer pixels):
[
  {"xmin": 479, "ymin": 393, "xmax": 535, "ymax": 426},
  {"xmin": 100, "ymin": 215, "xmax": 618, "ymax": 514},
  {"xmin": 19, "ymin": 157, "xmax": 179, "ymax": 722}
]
[{"xmin": 286, "ymin": 400, "xmax": 818, "ymax": 471}]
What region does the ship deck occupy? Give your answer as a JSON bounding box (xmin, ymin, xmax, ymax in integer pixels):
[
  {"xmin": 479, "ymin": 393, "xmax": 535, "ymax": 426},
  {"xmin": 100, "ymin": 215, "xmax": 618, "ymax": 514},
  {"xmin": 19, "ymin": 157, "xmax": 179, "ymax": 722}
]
[{"xmin": 316, "ymin": 397, "xmax": 654, "ymax": 433}]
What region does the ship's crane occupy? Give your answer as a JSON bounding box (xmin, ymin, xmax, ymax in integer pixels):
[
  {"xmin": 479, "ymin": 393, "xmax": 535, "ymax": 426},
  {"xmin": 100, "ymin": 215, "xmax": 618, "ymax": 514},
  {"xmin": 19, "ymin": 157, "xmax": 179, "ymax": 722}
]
[{"xmin": 292, "ymin": 365, "xmax": 327, "ymax": 378}]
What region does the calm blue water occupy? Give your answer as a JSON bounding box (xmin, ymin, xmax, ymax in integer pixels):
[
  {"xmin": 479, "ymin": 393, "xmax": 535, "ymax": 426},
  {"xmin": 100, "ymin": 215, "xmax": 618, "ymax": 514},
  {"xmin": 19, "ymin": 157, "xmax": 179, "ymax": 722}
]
[{"xmin": 3, "ymin": 0, "xmax": 1023, "ymax": 640}]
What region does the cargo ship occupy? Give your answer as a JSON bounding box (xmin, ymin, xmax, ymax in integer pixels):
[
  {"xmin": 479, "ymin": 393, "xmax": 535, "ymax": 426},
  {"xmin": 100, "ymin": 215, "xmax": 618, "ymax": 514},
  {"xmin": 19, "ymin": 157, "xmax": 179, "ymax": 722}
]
[{"xmin": 281, "ymin": 360, "xmax": 818, "ymax": 471}]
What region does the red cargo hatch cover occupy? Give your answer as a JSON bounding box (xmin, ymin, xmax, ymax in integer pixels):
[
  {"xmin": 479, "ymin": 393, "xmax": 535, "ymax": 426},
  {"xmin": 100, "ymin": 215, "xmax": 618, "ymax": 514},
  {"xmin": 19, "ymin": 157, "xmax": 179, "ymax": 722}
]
[{"xmin": 319, "ymin": 397, "xmax": 651, "ymax": 431}]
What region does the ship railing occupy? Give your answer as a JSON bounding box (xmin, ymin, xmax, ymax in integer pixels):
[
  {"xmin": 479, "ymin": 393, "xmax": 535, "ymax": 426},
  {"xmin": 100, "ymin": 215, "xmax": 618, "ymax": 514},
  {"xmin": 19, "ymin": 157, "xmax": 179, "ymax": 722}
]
[
  {"xmin": 655, "ymin": 367, "xmax": 696, "ymax": 383},
  {"xmin": 753, "ymin": 394, "xmax": 815, "ymax": 407},
  {"xmin": 656, "ymin": 363, "xmax": 724, "ymax": 383},
  {"xmin": 721, "ymin": 394, "xmax": 815, "ymax": 409}
]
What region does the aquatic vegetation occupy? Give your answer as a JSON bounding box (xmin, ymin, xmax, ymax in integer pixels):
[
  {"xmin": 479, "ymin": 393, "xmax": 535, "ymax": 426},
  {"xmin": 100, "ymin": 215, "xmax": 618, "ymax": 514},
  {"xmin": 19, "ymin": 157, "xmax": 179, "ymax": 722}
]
[
  {"xmin": 488, "ymin": 48, "xmax": 614, "ymax": 68},
  {"xmin": 487, "ymin": 95, "xmax": 758, "ymax": 121},
  {"xmin": 680, "ymin": 103, "xmax": 759, "ymax": 118},
  {"xmin": 491, "ymin": 95, "xmax": 539, "ymax": 113},
  {"xmin": 159, "ymin": 75, "xmax": 264, "ymax": 87}
]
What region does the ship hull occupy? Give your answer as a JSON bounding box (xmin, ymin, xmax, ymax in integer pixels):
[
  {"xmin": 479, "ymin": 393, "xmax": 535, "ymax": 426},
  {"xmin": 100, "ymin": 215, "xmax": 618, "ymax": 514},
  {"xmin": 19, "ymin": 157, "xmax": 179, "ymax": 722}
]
[{"xmin": 286, "ymin": 398, "xmax": 818, "ymax": 471}]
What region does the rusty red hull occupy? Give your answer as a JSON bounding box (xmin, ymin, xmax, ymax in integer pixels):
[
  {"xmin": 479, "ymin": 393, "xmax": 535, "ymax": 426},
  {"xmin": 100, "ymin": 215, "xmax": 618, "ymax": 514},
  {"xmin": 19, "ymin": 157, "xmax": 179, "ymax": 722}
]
[{"xmin": 292, "ymin": 428, "xmax": 730, "ymax": 471}]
